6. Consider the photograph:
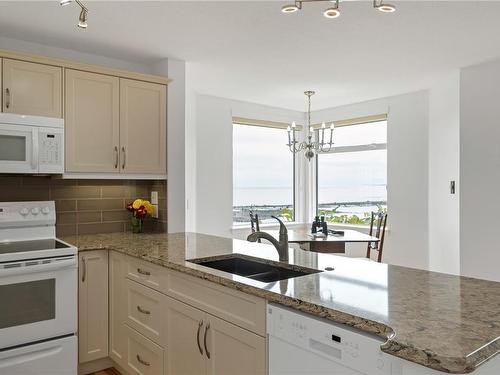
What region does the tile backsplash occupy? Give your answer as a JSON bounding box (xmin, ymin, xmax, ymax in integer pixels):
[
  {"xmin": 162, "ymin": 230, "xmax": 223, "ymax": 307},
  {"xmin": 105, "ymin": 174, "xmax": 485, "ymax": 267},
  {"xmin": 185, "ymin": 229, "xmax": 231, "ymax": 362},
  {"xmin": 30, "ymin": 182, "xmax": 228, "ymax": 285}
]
[{"xmin": 0, "ymin": 176, "xmax": 167, "ymax": 236}]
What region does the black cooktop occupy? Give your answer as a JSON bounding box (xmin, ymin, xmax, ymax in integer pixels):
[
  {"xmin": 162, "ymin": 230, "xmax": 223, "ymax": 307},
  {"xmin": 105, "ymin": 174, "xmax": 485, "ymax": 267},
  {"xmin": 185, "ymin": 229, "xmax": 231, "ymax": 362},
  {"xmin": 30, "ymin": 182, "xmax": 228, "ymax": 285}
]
[{"xmin": 0, "ymin": 239, "xmax": 70, "ymax": 255}]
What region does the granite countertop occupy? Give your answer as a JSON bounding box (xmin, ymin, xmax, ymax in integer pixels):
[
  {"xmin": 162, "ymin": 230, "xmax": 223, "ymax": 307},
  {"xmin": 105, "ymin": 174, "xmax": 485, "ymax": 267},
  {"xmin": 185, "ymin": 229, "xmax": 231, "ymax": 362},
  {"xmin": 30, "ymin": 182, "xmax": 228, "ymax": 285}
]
[{"xmin": 62, "ymin": 232, "xmax": 500, "ymax": 374}]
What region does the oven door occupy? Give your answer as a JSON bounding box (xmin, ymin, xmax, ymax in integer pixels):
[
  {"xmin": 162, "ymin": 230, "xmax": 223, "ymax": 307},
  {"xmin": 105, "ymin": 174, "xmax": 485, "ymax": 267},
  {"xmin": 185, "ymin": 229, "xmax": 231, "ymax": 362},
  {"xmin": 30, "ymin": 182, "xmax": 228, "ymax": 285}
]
[
  {"xmin": 0, "ymin": 256, "xmax": 77, "ymax": 349},
  {"xmin": 0, "ymin": 123, "xmax": 38, "ymax": 174}
]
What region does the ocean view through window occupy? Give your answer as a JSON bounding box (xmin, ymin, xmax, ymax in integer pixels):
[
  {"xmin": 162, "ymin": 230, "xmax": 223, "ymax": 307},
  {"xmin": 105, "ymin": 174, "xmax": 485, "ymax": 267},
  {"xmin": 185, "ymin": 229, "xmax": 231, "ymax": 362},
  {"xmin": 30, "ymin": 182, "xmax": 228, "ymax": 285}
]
[
  {"xmin": 317, "ymin": 119, "xmax": 387, "ymax": 226},
  {"xmin": 233, "ymin": 122, "xmax": 294, "ymax": 224}
]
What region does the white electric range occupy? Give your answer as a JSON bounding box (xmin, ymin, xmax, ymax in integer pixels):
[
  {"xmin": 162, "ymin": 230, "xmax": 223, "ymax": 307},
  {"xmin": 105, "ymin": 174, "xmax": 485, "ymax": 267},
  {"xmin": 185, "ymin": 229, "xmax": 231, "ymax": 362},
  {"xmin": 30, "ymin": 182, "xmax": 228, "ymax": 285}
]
[{"xmin": 0, "ymin": 201, "xmax": 77, "ymax": 375}]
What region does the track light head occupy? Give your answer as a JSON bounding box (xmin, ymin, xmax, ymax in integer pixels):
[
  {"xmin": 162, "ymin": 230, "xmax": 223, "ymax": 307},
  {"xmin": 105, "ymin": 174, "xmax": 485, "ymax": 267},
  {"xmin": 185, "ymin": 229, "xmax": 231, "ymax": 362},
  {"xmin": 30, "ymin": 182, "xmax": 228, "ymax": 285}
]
[
  {"xmin": 374, "ymin": 0, "xmax": 396, "ymax": 13},
  {"xmin": 324, "ymin": 7, "xmax": 340, "ymax": 18},
  {"xmin": 78, "ymin": 8, "xmax": 88, "ymax": 29},
  {"xmin": 281, "ymin": 4, "xmax": 299, "ymax": 13},
  {"xmin": 60, "ymin": 0, "xmax": 72, "ymax": 6},
  {"xmin": 324, "ymin": 0, "xmax": 340, "ymax": 18}
]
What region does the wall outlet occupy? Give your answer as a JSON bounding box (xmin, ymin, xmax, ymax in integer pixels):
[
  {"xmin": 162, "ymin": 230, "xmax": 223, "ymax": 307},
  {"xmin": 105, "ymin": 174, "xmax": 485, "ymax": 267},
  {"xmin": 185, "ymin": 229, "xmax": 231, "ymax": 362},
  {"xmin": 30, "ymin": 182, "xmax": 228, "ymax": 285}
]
[{"xmin": 151, "ymin": 191, "xmax": 159, "ymax": 218}]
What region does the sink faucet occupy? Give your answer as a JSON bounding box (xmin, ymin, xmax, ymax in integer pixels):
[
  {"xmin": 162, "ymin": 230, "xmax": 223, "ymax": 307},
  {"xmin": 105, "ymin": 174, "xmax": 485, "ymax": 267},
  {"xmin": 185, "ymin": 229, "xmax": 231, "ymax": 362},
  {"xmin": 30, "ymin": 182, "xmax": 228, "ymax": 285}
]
[{"xmin": 247, "ymin": 216, "xmax": 289, "ymax": 262}]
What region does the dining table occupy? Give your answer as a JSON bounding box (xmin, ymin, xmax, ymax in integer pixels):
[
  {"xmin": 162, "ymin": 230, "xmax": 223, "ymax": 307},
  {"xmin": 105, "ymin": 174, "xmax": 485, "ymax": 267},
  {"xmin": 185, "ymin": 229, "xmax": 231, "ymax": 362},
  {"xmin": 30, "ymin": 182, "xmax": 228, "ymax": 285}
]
[{"xmin": 264, "ymin": 228, "xmax": 380, "ymax": 253}]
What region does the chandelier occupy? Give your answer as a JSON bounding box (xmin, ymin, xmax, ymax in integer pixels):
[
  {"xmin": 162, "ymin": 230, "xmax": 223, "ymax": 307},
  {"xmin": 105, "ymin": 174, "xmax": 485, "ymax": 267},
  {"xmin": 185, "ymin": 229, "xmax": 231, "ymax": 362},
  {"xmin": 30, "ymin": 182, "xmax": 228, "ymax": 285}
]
[
  {"xmin": 287, "ymin": 91, "xmax": 334, "ymax": 161},
  {"xmin": 281, "ymin": 0, "xmax": 396, "ymax": 18}
]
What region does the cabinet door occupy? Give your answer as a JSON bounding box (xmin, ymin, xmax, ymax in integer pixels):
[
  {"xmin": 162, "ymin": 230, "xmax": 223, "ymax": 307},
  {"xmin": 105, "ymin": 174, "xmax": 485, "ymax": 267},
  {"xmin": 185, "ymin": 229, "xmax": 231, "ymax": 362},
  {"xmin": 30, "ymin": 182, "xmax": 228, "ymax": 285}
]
[
  {"xmin": 65, "ymin": 69, "xmax": 120, "ymax": 172},
  {"xmin": 206, "ymin": 315, "xmax": 266, "ymax": 375},
  {"xmin": 165, "ymin": 296, "xmax": 206, "ymax": 375},
  {"xmin": 2, "ymin": 59, "xmax": 62, "ymax": 117},
  {"xmin": 109, "ymin": 252, "xmax": 126, "ymax": 367},
  {"xmin": 78, "ymin": 250, "xmax": 109, "ymax": 363},
  {"xmin": 120, "ymin": 79, "xmax": 166, "ymax": 174},
  {"xmin": 124, "ymin": 325, "xmax": 164, "ymax": 375}
]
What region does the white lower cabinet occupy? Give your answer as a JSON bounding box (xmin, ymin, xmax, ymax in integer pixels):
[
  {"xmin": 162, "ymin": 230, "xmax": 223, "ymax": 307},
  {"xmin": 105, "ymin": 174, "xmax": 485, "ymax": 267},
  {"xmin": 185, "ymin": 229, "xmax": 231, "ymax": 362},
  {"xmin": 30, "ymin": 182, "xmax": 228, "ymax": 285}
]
[
  {"xmin": 165, "ymin": 296, "xmax": 206, "ymax": 375},
  {"xmin": 124, "ymin": 325, "xmax": 164, "ymax": 375},
  {"xmin": 78, "ymin": 250, "xmax": 109, "ymax": 364},
  {"xmin": 109, "ymin": 251, "xmax": 127, "ymax": 368},
  {"xmin": 206, "ymin": 314, "xmax": 266, "ymax": 375},
  {"xmin": 165, "ymin": 295, "xmax": 266, "ymax": 375},
  {"xmin": 106, "ymin": 253, "xmax": 267, "ymax": 375}
]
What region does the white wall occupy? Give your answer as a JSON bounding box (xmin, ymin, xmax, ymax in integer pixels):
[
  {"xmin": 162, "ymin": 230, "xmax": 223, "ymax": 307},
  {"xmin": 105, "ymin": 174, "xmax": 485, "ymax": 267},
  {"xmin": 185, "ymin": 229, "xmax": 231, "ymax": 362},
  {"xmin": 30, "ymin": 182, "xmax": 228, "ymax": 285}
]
[
  {"xmin": 0, "ymin": 36, "xmax": 152, "ymax": 74},
  {"xmin": 311, "ymin": 91, "xmax": 429, "ymax": 269},
  {"xmin": 428, "ymin": 71, "xmax": 460, "ymax": 275},
  {"xmin": 192, "ymin": 95, "xmax": 303, "ymax": 237},
  {"xmin": 151, "ymin": 59, "xmax": 186, "ymax": 233},
  {"xmin": 460, "ymin": 59, "xmax": 500, "ymax": 282}
]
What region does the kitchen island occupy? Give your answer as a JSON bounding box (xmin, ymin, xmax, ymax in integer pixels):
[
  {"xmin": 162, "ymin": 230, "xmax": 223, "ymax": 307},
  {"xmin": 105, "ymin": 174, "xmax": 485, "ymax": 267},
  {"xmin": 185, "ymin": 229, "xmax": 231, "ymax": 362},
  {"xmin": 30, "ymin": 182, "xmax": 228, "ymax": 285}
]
[{"xmin": 65, "ymin": 232, "xmax": 500, "ymax": 374}]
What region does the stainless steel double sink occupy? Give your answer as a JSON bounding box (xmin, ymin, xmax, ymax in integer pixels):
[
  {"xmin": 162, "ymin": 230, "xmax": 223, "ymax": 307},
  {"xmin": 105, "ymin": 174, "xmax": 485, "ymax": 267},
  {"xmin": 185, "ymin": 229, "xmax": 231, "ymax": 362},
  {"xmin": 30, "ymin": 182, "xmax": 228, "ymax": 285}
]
[{"xmin": 188, "ymin": 254, "xmax": 322, "ymax": 283}]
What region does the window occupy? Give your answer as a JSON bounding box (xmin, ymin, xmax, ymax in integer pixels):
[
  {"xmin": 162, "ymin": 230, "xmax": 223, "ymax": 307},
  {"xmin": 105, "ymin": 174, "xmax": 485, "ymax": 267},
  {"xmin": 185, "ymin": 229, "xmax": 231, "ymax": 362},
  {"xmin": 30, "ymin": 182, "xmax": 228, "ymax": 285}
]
[
  {"xmin": 316, "ymin": 120, "xmax": 387, "ymax": 225},
  {"xmin": 233, "ymin": 123, "xmax": 295, "ymax": 225}
]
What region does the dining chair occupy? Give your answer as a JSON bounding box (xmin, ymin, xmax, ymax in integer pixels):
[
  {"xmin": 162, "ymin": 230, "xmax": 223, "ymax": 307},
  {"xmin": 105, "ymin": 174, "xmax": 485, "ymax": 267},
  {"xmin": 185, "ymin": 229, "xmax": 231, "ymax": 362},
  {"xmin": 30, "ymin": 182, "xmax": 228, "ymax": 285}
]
[
  {"xmin": 366, "ymin": 211, "xmax": 388, "ymax": 262},
  {"xmin": 249, "ymin": 211, "xmax": 261, "ymax": 243}
]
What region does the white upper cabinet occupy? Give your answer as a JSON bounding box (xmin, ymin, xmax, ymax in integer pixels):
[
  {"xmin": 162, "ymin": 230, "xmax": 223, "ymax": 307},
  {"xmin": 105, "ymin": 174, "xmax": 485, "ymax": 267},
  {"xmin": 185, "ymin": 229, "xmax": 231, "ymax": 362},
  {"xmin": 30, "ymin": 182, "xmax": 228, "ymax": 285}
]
[
  {"xmin": 120, "ymin": 78, "xmax": 167, "ymax": 175},
  {"xmin": 2, "ymin": 59, "xmax": 62, "ymax": 118},
  {"xmin": 65, "ymin": 69, "xmax": 120, "ymax": 173}
]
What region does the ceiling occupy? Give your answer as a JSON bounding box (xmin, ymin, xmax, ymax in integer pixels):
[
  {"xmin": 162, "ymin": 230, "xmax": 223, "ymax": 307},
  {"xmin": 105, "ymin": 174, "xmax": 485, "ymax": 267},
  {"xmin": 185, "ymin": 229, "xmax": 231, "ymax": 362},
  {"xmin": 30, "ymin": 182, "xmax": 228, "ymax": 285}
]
[{"xmin": 1, "ymin": 1, "xmax": 500, "ymax": 110}]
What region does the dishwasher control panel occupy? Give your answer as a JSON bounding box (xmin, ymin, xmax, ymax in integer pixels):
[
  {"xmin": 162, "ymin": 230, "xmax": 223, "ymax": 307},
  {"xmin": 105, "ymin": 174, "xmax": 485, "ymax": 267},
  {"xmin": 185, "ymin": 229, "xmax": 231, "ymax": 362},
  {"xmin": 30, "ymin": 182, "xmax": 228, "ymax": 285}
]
[{"xmin": 267, "ymin": 303, "xmax": 394, "ymax": 375}]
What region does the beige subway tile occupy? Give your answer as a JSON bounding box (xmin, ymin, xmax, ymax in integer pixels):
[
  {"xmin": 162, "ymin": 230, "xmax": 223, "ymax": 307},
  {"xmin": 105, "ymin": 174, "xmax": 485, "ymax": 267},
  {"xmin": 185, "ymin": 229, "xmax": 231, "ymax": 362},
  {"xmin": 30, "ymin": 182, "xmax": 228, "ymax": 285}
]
[
  {"xmin": 78, "ymin": 222, "xmax": 124, "ymax": 235},
  {"xmin": 56, "ymin": 224, "xmax": 77, "ymax": 237},
  {"xmin": 50, "ymin": 186, "xmax": 100, "ymax": 200},
  {"xmin": 77, "ymin": 199, "xmax": 124, "ymax": 211},
  {"xmin": 0, "ymin": 176, "xmax": 22, "ymax": 186},
  {"xmin": 101, "ymin": 185, "xmax": 128, "ymax": 198},
  {"xmin": 77, "ymin": 211, "xmax": 102, "ymax": 223},
  {"xmin": 76, "ymin": 179, "xmax": 124, "ymax": 187},
  {"xmin": 0, "ymin": 187, "xmax": 50, "ymax": 201},
  {"xmin": 103, "ymin": 210, "xmax": 129, "ymax": 222},
  {"xmin": 56, "ymin": 212, "xmax": 77, "ymax": 225},
  {"xmin": 55, "ymin": 200, "xmax": 77, "ymax": 212}
]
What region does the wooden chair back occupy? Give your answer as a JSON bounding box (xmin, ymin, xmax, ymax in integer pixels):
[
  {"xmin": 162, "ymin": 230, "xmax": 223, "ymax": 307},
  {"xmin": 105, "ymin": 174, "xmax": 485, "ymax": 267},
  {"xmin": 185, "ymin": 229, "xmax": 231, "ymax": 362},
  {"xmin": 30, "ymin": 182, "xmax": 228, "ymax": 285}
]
[
  {"xmin": 366, "ymin": 212, "xmax": 388, "ymax": 262},
  {"xmin": 249, "ymin": 212, "xmax": 261, "ymax": 243}
]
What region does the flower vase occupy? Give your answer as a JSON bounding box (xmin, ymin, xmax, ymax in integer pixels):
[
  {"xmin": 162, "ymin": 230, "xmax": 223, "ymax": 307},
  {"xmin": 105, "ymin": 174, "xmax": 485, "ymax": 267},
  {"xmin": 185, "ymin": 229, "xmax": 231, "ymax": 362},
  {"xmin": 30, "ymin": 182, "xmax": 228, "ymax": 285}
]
[{"xmin": 131, "ymin": 216, "xmax": 144, "ymax": 233}]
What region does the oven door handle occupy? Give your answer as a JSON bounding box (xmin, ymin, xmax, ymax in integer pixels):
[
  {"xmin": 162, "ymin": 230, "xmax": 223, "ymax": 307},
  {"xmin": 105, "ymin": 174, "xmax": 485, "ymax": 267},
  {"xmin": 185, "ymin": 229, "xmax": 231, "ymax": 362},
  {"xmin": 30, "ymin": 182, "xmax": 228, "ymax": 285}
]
[{"xmin": 0, "ymin": 257, "xmax": 77, "ymax": 277}]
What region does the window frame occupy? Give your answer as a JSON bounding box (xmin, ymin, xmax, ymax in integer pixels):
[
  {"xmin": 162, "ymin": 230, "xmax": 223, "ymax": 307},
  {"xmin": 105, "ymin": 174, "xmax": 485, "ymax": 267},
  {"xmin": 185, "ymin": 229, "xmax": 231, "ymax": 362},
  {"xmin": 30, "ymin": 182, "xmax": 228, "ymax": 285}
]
[
  {"xmin": 315, "ymin": 119, "xmax": 387, "ymax": 224},
  {"xmin": 232, "ymin": 121, "xmax": 297, "ymax": 226}
]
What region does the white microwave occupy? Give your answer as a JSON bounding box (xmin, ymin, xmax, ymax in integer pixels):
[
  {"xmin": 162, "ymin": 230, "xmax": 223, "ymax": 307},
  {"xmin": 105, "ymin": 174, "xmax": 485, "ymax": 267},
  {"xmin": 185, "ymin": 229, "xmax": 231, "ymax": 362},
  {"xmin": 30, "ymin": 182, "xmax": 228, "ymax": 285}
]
[{"xmin": 0, "ymin": 113, "xmax": 64, "ymax": 174}]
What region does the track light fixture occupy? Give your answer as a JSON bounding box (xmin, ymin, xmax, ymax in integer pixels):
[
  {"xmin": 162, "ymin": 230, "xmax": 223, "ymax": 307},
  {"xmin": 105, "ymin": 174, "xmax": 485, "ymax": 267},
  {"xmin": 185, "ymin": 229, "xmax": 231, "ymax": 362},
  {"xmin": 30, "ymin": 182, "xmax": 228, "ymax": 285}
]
[
  {"xmin": 281, "ymin": 0, "xmax": 396, "ymax": 18},
  {"xmin": 59, "ymin": 0, "xmax": 89, "ymax": 29}
]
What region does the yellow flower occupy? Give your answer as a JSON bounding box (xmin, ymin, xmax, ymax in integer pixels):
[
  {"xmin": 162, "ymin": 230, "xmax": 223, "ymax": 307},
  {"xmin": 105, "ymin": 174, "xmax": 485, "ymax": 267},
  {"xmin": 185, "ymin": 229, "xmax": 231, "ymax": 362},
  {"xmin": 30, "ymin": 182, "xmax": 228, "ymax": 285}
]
[
  {"xmin": 132, "ymin": 199, "xmax": 143, "ymax": 209},
  {"xmin": 144, "ymin": 201, "xmax": 154, "ymax": 215}
]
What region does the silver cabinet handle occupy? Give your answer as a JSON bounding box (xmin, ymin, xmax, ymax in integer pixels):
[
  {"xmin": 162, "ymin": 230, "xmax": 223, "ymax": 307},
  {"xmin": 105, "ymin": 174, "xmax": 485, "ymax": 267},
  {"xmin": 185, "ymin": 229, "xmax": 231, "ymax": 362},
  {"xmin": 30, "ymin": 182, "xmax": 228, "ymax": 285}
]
[
  {"xmin": 204, "ymin": 322, "xmax": 211, "ymax": 359},
  {"xmin": 121, "ymin": 146, "xmax": 126, "ymax": 169},
  {"xmin": 137, "ymin": 268, "xmax": 150, "ymax": 276},
  {"xmin": 81, "ymin": 257, "xmax": 86, "ymax": 283},
  {"xmin": 5, "ymin": 88, "xmax": 10, "ymax": 109},
  {"xmin": 137, "ymin": 305, "xmax": 151, "ymax": 315},
  {"xmin": 136, "ymin": 354, "xmax": 150, "ymax": 367},
  {"xmin": 197, "ymin": 320, "xmax": 204, "ymax": 355},
  {"xmin": 114, "ymin": 146, "xmax": 118, "ymax": 169}
]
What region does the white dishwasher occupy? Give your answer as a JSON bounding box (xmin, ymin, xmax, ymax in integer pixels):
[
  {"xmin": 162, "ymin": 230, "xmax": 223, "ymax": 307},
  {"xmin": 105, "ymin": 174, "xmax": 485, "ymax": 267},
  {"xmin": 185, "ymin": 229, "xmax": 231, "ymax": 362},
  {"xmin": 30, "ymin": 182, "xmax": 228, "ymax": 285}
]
[{"xmin": 267, "ymin": 303, "xmax": 395, "ymax": 375}]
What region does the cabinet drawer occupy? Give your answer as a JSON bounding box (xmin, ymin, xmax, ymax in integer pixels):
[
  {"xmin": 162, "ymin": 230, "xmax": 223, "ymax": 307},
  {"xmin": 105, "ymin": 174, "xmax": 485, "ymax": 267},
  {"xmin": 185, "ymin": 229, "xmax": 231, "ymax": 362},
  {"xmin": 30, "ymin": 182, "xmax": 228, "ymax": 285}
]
[
  {"xmin": 127, "ymin": 256, "xmax": 168, "ymax": 292},
  {"xmin": 166, "ymin": 269, "xmax": 266, "ymax": 336},
  {"xmin": 124, "ymin": 324, "xmax": 164, "ymax": 375},
  {"xmin": 126, "ymin": 279, "xmax": 166, "ymax": 346}
]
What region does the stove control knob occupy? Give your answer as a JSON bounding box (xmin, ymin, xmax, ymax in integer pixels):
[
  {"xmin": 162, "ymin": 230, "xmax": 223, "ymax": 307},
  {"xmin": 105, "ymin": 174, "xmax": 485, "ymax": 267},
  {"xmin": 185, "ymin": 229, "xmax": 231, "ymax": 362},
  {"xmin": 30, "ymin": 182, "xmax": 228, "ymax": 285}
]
[
  {"xmin": 31, "ymin": 207, "xmax": 40, "ymax": 216},
  {"xmin": 41, "ymin": 207, "xmax": 50, "ymax": 215},
  {"xmin": 20, "ymin": 208, "xmax": 29, "ymax": 216}
]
